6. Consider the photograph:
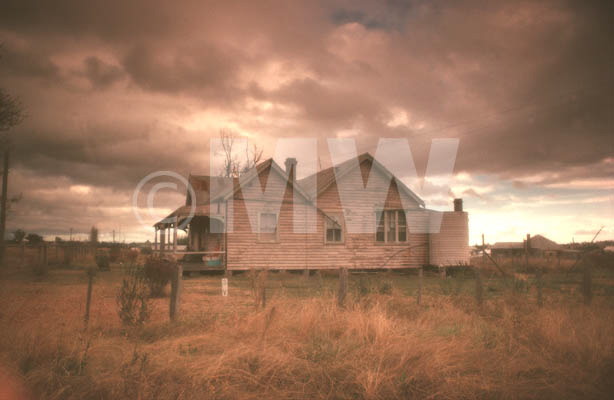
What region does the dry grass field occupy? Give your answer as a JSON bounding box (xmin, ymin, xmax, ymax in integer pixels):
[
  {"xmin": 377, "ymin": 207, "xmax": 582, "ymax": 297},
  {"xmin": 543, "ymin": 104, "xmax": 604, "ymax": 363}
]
[{"xmin": 0, "ymin": 257, "xmax": 613, "ymax": 400}]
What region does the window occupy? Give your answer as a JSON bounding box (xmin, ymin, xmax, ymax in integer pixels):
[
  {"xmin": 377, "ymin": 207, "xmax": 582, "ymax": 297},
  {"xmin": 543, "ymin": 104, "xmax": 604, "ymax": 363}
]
[
  {"xmin": 376, "ymin": 210, "xmax": 407, "ymax": 243},
  {"xmin": 376, "ymin": 211, "xmax": 385, "ymax": 242},
  {"xmin": 325, "ymin": 214, "xmax": 343, "ymax": 243},
  {"xmin": 398, "ymin": 211, "xmax": 407, "ymax": 242},
  {"xmin": 259, "ymin": 212, "xmax": 277, "ymax": 242}
]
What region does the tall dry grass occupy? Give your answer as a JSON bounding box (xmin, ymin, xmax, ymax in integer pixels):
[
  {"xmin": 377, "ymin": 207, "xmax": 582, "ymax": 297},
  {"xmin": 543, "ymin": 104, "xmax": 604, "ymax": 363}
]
[{"xmin": 0, "ymin": 269, "xmax": 612, "ymax": 399}]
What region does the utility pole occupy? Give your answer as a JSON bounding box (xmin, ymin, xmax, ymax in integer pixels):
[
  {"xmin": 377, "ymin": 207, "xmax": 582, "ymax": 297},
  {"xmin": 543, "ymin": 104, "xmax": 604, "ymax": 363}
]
[
  {"xmin": 481, "ymin": 234, "xmax": 486, "ymax": 264},
  {"xmin": 0, "ymin": 88, "xmax": 24, "ymax": 266},
  {"xmin": 69, "ymin": 227, "xmax": 73, "ymax": 242},
  {"xmin": 112, "ymin": 229, "xmax": 115, "ymax": 243}
]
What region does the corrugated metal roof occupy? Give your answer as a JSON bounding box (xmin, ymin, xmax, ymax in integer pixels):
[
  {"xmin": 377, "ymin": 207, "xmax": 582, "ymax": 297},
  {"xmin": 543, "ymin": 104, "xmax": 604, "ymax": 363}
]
[{"xmin": 491, "ymin": 242, "xmax": 524, "ymax": 249}]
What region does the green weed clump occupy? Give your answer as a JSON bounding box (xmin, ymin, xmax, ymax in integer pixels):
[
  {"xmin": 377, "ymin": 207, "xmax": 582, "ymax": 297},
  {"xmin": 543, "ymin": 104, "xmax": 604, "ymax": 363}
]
[{"xmin": 116, "ymin": 266, "xmax": 151, "ymax": 327}]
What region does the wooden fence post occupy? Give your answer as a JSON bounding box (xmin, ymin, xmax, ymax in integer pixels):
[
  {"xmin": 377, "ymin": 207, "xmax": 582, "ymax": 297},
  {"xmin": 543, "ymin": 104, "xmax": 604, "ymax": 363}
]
[
  {"xmin": 256, "ymin": 270, "xmax": 268, "ymax": 309},
  {"xmin": 20, "ymin": 243, "xmax": 25, "ymax": 267},
  {"xmin": 84, "ymin": 267, "xmax": 95, "ymax": 326},
  {"xmin": 337, "ymin": 268, "xmax": 348, "ymax": 307},
  {"xmin": 536, "ymin": 267, "xmax": 543, "ymax": 307},
  {"xmin": 475, "ymin": 267, "xmax": 483, "ymax": 307},
  {"xmin": 221, "ymin": 278, "xmax": 228, "ymax": 297},
  {"xmin": 260, "ymin": 278, "xmax": 267, "ymax": 308},
  {"xmin": 315, "ymin": 270, "xmax": 324, "ymax": 289},
  {"xmin": 582, "ymin": 264, "xmax": 592, "ymax": 306},
  {"xmin": 42, "ymin": 244, "xmax": 48, "ymax": 266},
  {"xmin": 169, "ymin": 264, "xmax": 182, "ymax": 321},
  {"xmin": 417, "ymin": 267, "xmax": 423, "ymax": 305},
  {"xmin": 525, "ymin": 234, "xmax": 531, "ymax": 269}
]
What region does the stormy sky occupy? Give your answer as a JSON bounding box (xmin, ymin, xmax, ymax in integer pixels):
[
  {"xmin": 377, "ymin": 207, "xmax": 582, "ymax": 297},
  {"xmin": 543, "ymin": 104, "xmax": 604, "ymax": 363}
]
[{"xmin": 0, "ymin": 0, "xmax": 612, "ymax": 244}]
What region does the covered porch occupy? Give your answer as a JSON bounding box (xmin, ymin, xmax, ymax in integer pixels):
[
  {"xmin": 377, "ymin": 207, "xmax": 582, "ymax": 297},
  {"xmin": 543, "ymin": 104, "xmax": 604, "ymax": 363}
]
[{"xmin": 154, "ymin": 206, "xmax": 226, "ymax": 270}]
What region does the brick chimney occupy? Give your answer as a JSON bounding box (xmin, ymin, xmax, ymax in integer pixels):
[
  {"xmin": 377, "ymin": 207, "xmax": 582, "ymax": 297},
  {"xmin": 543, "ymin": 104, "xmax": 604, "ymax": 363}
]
[
  {"xmin": 284, "ymin": 157, "xmax": 297, "ymax": 181},
  {"xmin": 453, "ymin": 198, "xmax": 463, "ymax": 212}
]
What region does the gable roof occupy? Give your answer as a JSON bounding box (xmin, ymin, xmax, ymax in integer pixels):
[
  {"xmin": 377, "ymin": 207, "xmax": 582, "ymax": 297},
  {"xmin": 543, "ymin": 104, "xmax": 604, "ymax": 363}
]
[
  {"xmin": 529, "ymin": 234, "xmax": 563, "ymax": 251},
  {"xmin": 221, "ymin": 158, "xmax": 313, "ymax": 203},
  {"xmin": 298, "ymin": 152, "xmax": 425, "ymax": 207},
  {"xmin": 159, "ymin": 152, "xmax": 428, "ymax": 226}
]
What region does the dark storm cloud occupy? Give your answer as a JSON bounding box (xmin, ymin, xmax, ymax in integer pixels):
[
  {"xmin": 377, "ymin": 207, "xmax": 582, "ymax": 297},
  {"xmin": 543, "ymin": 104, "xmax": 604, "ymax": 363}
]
[
  {"xmin": 0, "ymin": 42, "xmax": 60, "ymax": 82},
  {"xmin": 0, "ymin": 0, "xmax": 181, "ymax": 42},
  {"xmin": 11, "ymin": 118, "xmax": 208, "ymax": 190},
  {"xmin": 82, "ymin": 57, "xmax": 124, "ymax": 89},
  {"xmin": 122, "ymin": 42, "xmax": 242, "ymax": 99},
  {"xmin": 331, "ymin": 0, "xmax": 411, "ymax": 32}
]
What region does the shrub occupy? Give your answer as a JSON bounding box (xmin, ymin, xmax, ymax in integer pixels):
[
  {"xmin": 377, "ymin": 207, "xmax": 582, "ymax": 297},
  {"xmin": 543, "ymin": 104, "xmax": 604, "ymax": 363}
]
[
  {"xmin": 143, "ymin": 257, "xmax": 176, "ymax": 297},
  {"xmin": 125, "ymin": 249, "xmax": 138, "ymax": 264},
  {"xmin": 109, "ymin": 246, "xmax": 121, "ymax": 263},
  {"xmin": 95, "ymin": 254, "xmax": 110, "ymax": 271},
  {"xmin": 140, "ymin": 247, "xmax": 153, "ymax": 255},
  {"xmin": 116, "ymin": 266, "xmax": 151, "ymax": 327}
]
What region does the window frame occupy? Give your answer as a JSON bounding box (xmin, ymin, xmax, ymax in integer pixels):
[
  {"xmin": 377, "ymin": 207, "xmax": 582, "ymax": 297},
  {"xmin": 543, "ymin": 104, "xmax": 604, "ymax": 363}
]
[
  {"xmin": 375, "ymin": 209, "xmax": 407, "ymax": 243},
  {"xmin": 324, "ymin": 212, "xmax": 344, "ymax": 244},
  {"xmin": 258, "ymin": 212, "xmax": 279, "ymax": 243}
]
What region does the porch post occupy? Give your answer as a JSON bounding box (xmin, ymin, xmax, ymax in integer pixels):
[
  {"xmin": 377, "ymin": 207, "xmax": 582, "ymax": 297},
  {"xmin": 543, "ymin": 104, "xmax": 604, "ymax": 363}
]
[
  {"xmin": 173, "ymin": 216, "xmax": 178, "ymax": 254},
  {"xmin": 167, "ymin": 226, "xmax": 170, "ymax": 252},
  {"xmin": 160, "ymin": 227, "xmax": 165, "ymax": 253},
  {"xmin": 154, "ymin": 227, "xmax": 158, "ymax": 253}
]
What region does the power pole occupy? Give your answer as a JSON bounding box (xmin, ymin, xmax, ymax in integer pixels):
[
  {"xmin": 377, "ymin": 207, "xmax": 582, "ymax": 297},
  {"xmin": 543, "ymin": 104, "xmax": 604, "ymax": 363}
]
[
  {"xmin": 481, "ymin": 233, "xmax": 486, "ymax": 264},
  {"xmin": 69, "ymin": 227, "xmax": 73, "ymax": 242}
]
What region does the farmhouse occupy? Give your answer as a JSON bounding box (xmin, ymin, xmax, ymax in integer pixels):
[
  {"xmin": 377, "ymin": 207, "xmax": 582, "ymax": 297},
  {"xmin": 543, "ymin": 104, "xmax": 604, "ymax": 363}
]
[
  {"xmin": 491, "ymin": 234, "xmax": 568, "ymax": 258},
  {"xmin": 154, "ymin": 153, "xmax": 470, "ymax": 271}
]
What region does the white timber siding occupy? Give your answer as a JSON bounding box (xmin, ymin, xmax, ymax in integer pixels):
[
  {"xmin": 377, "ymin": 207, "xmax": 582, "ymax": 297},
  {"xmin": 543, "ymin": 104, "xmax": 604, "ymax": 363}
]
[{"xmin": 226, "ymin": 160, "xmax": 431, "ymax": 270}]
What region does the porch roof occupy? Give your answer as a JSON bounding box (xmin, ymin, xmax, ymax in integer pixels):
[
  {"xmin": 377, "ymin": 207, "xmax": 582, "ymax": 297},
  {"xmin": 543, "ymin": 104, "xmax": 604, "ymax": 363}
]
[{"xmin": 153, "ymin": 205, "xmax": 223, "ymax": 229}]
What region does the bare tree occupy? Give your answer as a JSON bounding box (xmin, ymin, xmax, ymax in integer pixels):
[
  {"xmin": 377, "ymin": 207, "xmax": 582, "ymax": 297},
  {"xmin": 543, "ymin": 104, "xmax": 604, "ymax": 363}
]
[
  {"xmin": 90, "ymin": 226, "xmax": 99, "ymax": 245},
  {"xmin": 13, "ymin": 228, "xmax": 25, "ymax": 244},
  {"xmin": 0, "ymin": 89, "xmax": 23, "ymax": 131},
  {"xmin": 218, "ymin": 129, "xmax": 263, "ymax": 178}
]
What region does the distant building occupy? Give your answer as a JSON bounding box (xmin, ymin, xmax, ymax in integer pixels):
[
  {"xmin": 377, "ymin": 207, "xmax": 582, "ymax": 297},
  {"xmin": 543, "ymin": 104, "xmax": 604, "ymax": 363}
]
[{"xmin": 491, "ymin": 234, "xmax": 569, "ymax": 258}]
